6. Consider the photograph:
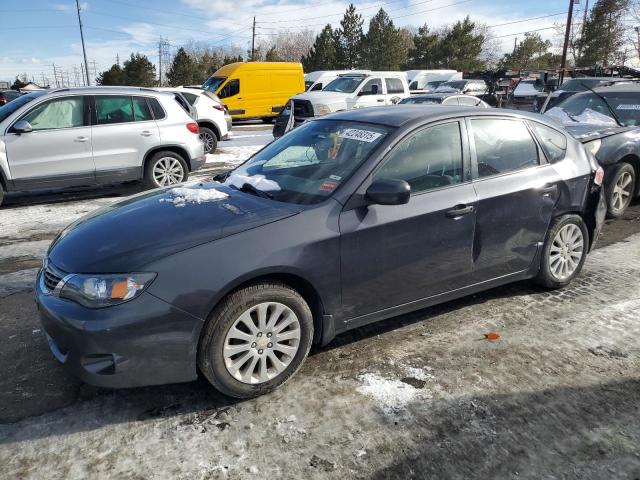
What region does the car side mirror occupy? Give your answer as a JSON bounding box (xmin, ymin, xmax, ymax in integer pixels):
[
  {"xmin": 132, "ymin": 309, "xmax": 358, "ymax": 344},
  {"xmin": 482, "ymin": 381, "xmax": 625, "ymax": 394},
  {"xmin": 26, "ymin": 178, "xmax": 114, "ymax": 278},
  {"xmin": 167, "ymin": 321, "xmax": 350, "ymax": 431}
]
[
  {"xmin": 365, "ymin": 179, "xmax": 410, "ymax": 206},
  {"xmin": 12, "ymin": 120, "xmax": 33, "ymax": 134}
]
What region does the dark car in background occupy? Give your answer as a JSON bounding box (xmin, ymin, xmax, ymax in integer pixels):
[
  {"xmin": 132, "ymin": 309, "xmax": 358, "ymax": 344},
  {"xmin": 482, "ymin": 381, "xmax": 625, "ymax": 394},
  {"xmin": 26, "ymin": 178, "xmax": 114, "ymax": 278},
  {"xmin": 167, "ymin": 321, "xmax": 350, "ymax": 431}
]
[
  {"xmin": 36, "ymin": 107, "xmax": 605, "ymax": 399},
  {"xmin": 546, "ymin": 83, "xmax": 640, "ymax": 217},
  {"xmin": 399, "ymin": 93, "xmax": 490, "ymax": 108},
  {"xmin": 535, "ymin": 77, "xmax": 631, "ymax": 113},
  {"xmin": 0, "ymin": 90, "xmax": 20, "ymax": 106}
]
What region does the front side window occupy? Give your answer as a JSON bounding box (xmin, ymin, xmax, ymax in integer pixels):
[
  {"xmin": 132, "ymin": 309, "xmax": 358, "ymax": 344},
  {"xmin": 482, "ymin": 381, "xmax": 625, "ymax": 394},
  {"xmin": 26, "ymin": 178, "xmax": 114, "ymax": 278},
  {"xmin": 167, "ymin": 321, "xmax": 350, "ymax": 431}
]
[
  {"xmin": 21, "ymin": 96, "xmax": 84, "ymax": 130},
  {"xmin": 385, "ymin": 78, "xmax": 405, "ymax": 94},
  {"xmin": 0, "ymin": 91, "xmax": 44, "ymax": 123},
  {"xmin": 471, "ymin": 118, "xmax": 539, "ymax": 178},
  {"xmin": 224, "ymin": 120, "xmax": 391, "ymax": 205},
  {"xmin": 96, "ymin": 96, "xmax": 134, "ymax": 125},
  {"xmin": 133, "ymin": 96, "xmax": 153, "ymax": 121},
  {"xmin": 310, "ymin": 83, "xmax": 323, "ymax": 91},
  {"xmin": 360, "ymin": 78, "xmax": 382, "ymax": 95},
  {"xmin": 219, "ymin": 79, "xmax": 240, "ymax": 99},
  {"xmin": 531, "ymin": 122, "xmax": 567, "ymax": 163},
  {"xmin": 373, "ymin": 122, "xmax": 463, "ymax": 194}
]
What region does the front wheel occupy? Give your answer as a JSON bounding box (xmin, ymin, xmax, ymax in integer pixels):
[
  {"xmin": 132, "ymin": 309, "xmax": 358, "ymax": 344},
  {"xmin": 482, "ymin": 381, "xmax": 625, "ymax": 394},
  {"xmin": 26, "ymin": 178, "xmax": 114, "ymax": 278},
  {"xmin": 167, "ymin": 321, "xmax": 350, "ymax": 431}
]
[
  {"xmin": 535, "ymin": 215, "xmax": 589, "ymax": 289},
  {"xmin": 605, "ymin": 162, "xmax": 635, "ymax": 218},
  {"xmin": 143, "ymin": 151, "xmax": 188, "ymax": 189},
  {"xmin": 198, "ymin": 282, "xmax": 314, "ymax": 398}
]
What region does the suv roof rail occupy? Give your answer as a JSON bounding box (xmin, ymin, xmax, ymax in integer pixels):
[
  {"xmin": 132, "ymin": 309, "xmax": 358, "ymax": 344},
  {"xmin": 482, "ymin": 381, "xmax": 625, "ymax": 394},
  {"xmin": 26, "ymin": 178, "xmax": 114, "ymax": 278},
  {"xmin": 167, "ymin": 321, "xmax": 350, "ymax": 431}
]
[
  {"xmin": 338, "ymin": 73, "xmax": 370, "ymax": 78},
  {"xmin": 49, "ymin": 88, "xmax": 70, "ymax": 93}
]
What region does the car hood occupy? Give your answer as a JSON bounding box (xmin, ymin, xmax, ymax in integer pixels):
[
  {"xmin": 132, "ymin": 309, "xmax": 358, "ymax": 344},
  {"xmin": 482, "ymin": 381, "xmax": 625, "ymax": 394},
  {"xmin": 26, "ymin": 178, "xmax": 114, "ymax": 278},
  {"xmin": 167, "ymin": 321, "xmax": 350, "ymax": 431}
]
[
  {"xmin": 563, "ymin": 124, "xmax": 636, "ymax": 142},
  {"xmin": 293, "ymin": 91, "xmax": 350, "ymax": 105},
  {"xmin": 47, "ymin": 183, "xmax": 303, "ymax": 273}
]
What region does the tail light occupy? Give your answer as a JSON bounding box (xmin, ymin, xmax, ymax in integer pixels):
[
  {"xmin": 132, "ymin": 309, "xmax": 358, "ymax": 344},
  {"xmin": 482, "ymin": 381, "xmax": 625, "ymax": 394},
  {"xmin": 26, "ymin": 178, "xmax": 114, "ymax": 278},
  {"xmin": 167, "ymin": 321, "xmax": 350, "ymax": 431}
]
[
  {"xmin": 594, "ymin": 167, "xmax": 604, "ymax": 186},
  {"xmin": 186, "ymin": 122, "xmax": 199, "ymax": 134},
  {"xmin": 213, "ymin": 104, "xmax": 225, "ymax": 112}
]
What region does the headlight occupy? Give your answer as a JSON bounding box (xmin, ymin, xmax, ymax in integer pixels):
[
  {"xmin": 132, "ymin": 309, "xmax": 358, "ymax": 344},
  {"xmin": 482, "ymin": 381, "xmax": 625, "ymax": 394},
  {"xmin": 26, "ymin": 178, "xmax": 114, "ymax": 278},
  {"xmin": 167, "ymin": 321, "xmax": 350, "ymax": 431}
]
[
  {"xmin": 59, "ymin": 273, "xmax": 156, "ymax": 308},
  {"xmin": 586, "ymin": 138, "xmax": 602, "ymax": 156},
  {"xmin": 314, "ymin": 104, "xmax": 332, "ymax": 116}
]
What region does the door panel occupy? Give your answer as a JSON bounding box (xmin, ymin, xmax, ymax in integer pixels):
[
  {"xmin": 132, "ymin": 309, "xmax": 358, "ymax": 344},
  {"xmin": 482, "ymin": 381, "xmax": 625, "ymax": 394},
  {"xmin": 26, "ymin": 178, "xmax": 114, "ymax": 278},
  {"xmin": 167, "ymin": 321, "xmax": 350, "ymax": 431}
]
[
  {"xmin": 4, "ymin": 95, "xmax": 94, "ymax": 186},
  {"xmin": 91, "ymin": 95, "xmax": 160, "ymax": 174},
  {"xmin": 353, "ymin": 78, "xmax": 385, "ymax": 108}
]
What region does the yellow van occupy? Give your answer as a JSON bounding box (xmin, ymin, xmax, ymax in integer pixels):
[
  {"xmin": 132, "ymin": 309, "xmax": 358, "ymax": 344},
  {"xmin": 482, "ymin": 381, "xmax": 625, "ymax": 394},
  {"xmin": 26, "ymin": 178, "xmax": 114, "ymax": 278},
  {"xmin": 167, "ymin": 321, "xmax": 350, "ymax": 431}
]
[{"xmin": 202, "ymin": 62, "xmax": 305, "ymax": 122}]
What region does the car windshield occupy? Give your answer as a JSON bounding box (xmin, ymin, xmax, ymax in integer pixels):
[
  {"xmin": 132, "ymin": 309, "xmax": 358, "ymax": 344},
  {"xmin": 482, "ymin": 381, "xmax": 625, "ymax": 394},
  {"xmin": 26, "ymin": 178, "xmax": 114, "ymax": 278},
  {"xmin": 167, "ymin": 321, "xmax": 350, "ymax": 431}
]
[
  {"xmin": 546, "ymin": 91, "xmax": 640, "ymax": 126},
  {"xmin": 515, "ymin": 80, "xmax": 544, "ymax": 94},
  {"xmin": 434, "ymin": 81, "xmax": 466, "ymax": 92},
  {"xmin": 224, "ymin": 120, "xmax": 391, "ymax": 205},
  {"xmin": 0, "ymin": 91, "xmax": 44, "ymax": 123},
  {"xmin": 323, "ymin": 77, "xmax": 365, "ymax": 93},
  {"xmin": 424, "ymin": 80, "xmax": 445, "ymax": 90},
  {"xmin": 202, "ymin": 76, "xmax": 226, "ymax": 93},
  {"xmin": 559, "ymin": 79, "xmax": 609, "ymax": 92}
]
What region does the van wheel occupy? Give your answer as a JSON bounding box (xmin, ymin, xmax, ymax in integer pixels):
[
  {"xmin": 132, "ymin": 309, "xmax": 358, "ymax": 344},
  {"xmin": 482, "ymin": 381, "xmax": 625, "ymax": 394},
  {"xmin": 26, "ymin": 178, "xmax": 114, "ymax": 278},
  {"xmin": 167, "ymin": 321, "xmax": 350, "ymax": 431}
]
[
  {"xmin": 199, "ymin": 127, "xmax": 218, "ymax": 154},
  {"xmin": 261, "ymin": 117, "xmax": 274, "ymax": 124},
  {"xmin": 535, "ymin": 215, "xmax": 589, "ymax": 289},
  {"xmin": 144, "ymin": 151, "xmax": 188, "ymax": 189},
  {"xmin": 605, "ymin": 162, "xmax": 635, "ymax": 219},
  {"xmin": 198, "ymin": 282, "xmax": 314, "ymax": 399}
]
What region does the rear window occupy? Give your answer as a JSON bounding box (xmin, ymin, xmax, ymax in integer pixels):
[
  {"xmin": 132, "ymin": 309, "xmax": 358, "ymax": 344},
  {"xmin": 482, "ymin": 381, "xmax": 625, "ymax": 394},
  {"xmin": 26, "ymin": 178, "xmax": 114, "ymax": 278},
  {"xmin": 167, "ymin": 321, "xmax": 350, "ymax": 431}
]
[
  {"xmin": 385, "ymin": 78, "xmax": 405, "ymax": 94},
  {"xmin": 148, "ymin": 97, "xmax": 166, "ymax": 120},
  {"xmin": 531, "ymin": 122, "xmax": 567, "ymax": 163}
]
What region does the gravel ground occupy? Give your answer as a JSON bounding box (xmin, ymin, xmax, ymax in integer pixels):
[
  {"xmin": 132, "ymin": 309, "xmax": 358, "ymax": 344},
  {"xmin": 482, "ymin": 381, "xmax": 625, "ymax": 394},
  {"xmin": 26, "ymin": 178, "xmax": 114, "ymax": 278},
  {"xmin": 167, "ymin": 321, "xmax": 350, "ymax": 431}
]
[{"xmin": 0, "ymin": 127, "xmax": 639, "ymax": 478}]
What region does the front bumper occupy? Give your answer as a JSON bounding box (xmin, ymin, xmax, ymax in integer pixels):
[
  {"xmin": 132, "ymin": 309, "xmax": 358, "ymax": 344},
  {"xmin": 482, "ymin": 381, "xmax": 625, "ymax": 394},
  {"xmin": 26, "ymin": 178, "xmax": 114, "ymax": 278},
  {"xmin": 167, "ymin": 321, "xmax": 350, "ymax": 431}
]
[{"xmin": 34, "ymin": 271, "xmax": 203, "ymax": 388}]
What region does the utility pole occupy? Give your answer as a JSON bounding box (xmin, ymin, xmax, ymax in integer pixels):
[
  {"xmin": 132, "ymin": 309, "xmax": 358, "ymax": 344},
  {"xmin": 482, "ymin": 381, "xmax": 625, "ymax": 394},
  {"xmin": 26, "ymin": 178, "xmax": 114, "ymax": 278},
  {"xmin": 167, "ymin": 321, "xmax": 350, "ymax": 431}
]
[
  {"xmin": 513, "ymin": 37, "xmax": 518, "ymax": 54},
  {"xmin": 52, "ymin": 64, "xmax": 59, "ymax": 88},
  {"xmin": 158, "ymin": 38, "xmax": 163, "ymax": 86},
  {"xmin": 560, "ymin": 0, "xmax": 576, "ymax": 85},
  {"xmin": 75, "ymin": 0, "xmax": 90, "ymax": 86},
  {"xmin": 251, "ymin": 16, "xmax": 256, "ymax": 61},
  {"xmin": 116, "ymin": 53, "xmax": 120, "ymax": 66}
]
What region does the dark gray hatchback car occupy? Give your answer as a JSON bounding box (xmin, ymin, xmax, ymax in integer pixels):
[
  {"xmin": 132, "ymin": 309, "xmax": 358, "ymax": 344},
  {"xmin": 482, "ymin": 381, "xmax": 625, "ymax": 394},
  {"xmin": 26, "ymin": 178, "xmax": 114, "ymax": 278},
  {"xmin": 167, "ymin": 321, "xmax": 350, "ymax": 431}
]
[{"xmin": 36, "ymin": 106, "xmax": 606, "ymax": 398}]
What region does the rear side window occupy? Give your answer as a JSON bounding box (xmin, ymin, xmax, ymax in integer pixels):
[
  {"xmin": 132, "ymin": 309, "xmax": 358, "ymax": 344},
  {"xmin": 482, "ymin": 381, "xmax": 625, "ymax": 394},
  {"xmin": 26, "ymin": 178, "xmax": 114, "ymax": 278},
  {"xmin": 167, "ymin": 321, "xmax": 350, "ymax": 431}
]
[
  {"xmin": 96, "ymin": 96, "xmax": 134, "ymax": 125},
  {"xmin": 173, "ymin": 93, "xmax": 191, "ymax": 114},
  {"xmin": 531, "ymin": 122, "xmax": 567, "ymax": 163},
  {"xmin": 182, "ymin": 92, "xmax": 198, "ymax": 105},
  {"xmin": 148, "ymin": 97, "xmax": 166, "ymax": 120},
  {"xmin": 133, "ymin": 97, "xmax": 153, "ymax": 121},
  {"xmin": 20, "ymin": 96, "xmax": 84, "ymax": 130},
  {"xmin": 385, "ymin": 78, "xmax": 405, "ymax": 94},
  {"xmin": 219, "ymin": 79, "xmax": 240, "ymax": 98},
  {"xmin": 471, "ymin": 118, "xmax": 539, "ymax": 178}
]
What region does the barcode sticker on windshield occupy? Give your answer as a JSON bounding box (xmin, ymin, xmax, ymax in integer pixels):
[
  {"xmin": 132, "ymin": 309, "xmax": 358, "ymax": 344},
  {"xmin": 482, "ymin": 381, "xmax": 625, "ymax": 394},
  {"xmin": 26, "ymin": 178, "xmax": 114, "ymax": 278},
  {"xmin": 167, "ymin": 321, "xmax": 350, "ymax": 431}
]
[
  {"xmin": 616, "ymin": 104, "xmax": 640, "ymax": 110},
  {"xmin": 339, "ymin": 129, "xmax": 382, "ymax": 143}
]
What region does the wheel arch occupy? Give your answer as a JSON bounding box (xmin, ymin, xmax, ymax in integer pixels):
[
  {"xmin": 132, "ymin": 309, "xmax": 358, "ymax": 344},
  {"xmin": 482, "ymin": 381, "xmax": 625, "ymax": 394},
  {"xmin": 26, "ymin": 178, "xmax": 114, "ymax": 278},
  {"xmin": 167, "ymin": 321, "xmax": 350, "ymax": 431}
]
[
  {"xmin": 142, "ymin": 145, "xmax": 191, "ymax": 175},
  {"xmin": 197, "ymin": 120, "xmax": 221, "ymax": 140}
]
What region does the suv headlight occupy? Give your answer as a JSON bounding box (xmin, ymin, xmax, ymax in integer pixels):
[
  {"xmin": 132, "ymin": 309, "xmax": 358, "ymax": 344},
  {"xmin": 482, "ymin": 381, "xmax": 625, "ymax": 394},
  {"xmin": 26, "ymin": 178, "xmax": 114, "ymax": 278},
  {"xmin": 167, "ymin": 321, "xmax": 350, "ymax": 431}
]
[
  {"xmin": 314, "ymin": 104, "xmax": 332, "ymax": 116},
  {"xmin": 59, "ymin": 273, "xmax": 156, "ymax": 308},
  {"xmin": 586, "ymin": 138, "xmax": 602, "ymax": 156}
]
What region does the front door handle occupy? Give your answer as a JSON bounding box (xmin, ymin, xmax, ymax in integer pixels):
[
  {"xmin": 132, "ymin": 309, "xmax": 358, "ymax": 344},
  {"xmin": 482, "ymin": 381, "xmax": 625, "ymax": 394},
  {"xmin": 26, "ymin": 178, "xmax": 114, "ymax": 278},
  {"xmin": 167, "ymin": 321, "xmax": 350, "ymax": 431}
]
[
  {"xmin": 538, "ymin": 184, "xmax": 558, "ymax": 195},
  {"xmin": 74, "ymin": 136, "xmax": 89, "ymax": 143},
  {"xmin": 140, "ymin": 131, "xmax": 153, "ymax": 137},
  {"xmin": 377, "ymin": 99, "xmax": 385, "ymax": 102},
  {"xmin": 446, "ymin": 204, "xmax": 475, "ymax": 218}
]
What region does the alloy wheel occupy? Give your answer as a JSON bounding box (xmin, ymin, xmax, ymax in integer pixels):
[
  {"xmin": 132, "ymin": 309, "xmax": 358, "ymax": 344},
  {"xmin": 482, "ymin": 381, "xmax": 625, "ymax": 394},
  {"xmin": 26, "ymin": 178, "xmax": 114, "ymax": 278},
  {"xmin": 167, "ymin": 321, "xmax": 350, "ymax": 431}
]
[
  {"xmin": 549, "ymin": 224, "xmax": 584, "ymax": 281},
  {"xmin": 153, "ymin": 157, "xmax": 185, "ymax": 187},
  {"xmin": 199, "ymin": 132, "xmax": 215, "ymax": 153},
  {"xmin": 611, "ymin": 171, "xmax": 633, "ymax": 213},
  {"xmin": 223, "ymin": 302, "xmax": 301, "ymax": 384}
]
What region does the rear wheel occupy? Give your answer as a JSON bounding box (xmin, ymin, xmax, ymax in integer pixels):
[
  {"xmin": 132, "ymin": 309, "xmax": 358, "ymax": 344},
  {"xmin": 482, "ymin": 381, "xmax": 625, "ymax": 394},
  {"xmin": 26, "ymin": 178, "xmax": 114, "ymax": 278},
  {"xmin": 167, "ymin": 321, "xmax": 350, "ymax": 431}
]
[
  {"xmin": 605, "ymin": 162, "xmax": 635, "ymax": 218},
  {"xmin": 0, "ymin": 182, "xmax": 4, "ymax": 207},
  {"xmin": 535, "ymin": 215, "xmax": 589, "ymax": 289},
  {"xmin": 143, "ymin": 151, "xmax": 188, "ymax": 189},
  {"xmin": 199, "ymin": 126, "xmax": 218, "ymax": 154},
  {"xmin": 198, "ymin": 282, "xmax": 314, "ymax": 398}
]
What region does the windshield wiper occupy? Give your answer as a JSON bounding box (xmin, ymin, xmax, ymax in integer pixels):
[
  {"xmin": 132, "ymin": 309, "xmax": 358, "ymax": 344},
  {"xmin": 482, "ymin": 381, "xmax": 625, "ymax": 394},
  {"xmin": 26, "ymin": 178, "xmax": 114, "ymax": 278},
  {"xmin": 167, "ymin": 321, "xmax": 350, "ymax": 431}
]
[
  {"xmin": 580, "ymin": 82, "xmax": 624, "ymax": 127},
  {"xmin": 238, "ymin": 182, "xmax": 273, "ymax": 199}
]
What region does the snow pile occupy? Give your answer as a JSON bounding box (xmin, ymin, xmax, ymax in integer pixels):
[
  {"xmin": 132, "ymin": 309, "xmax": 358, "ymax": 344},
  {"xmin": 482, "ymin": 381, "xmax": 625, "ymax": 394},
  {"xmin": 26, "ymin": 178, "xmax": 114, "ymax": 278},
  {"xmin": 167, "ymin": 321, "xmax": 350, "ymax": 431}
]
[
  {"xmin": 160, "ymin": 187, "xmax": 228, "ymax": 207},
  {"xmin": 356, "ymin": 373, "xmax": 420, "ymax": 414},
  {"xmin": 546, "ymin": 107, "xmax": 618, "ymax": 126},
  {"xmin": 403, "ymin": 366, "xmax": 434, "ymax": 381},
  {"xmin": 205, "ymin": 145, "xmax": 262, "ymax": 166},
  {"xmin": 225, "ymin": 172, "xmax": 281, "ymax": 191}
]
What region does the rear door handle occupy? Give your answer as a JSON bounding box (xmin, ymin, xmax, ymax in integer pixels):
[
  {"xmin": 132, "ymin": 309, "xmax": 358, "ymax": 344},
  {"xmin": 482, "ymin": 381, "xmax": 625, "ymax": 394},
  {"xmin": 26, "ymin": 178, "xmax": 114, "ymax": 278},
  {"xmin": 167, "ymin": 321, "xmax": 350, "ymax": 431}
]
[
  {"xmin": 538, "ymin": 184, "xmax": 558, "ymax": 195},
  {"xmin": 74, "ymin": 136, "xmax": 89, "ymax": 143},
  {"xmin": 140, "ymin": 131, "xmax": 153, "ymax": 137},
  {"xmin": 446, "ymin": 204, "xmax": 475, "ymax": 218}
]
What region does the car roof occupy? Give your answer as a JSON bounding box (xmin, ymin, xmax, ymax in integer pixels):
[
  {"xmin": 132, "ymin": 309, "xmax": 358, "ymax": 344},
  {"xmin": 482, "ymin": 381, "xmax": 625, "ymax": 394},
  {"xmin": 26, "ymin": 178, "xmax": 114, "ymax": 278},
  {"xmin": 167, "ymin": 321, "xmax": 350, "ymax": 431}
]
[
  {"xmin": 324, "ymin": 105, "xmax": 558, "ymax": 128},
  {"xmin": 407, "ymin": 93, "xmax": 453, "ymax": 100},
  {"xmin": 592, "ymin": 83, "xmax": 640, "ymax": 93}
]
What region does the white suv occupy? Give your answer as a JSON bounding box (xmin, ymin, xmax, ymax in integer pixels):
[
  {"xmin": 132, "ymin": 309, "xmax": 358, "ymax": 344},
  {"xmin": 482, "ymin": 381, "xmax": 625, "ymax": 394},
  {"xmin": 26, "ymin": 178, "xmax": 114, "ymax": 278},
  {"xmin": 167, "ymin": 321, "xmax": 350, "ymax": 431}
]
[
  {"xmin": 156, "ymin": 87, "xmax": 231, "ymax": 154},
  {"xmin": 0, "ymin": 86, "xmax": 205, "ymax": 206}
]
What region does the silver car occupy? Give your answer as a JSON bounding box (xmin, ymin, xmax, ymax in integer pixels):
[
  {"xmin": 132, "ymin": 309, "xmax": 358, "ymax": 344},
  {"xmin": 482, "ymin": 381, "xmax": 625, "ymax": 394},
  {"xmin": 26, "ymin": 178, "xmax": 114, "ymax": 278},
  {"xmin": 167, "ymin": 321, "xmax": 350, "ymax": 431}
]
[{"xmin": 0, "ymin": 86, "xmax": 206, "ymax": 206}]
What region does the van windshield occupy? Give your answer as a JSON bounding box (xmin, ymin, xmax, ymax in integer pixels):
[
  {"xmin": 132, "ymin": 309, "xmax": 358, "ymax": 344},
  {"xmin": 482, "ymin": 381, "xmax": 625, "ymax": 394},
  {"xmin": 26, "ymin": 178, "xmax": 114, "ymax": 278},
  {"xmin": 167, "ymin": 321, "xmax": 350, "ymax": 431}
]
[
  {"xmin": 323, "ymin": 77, "xmax": 364, "ymax": 93},
  {"xmin": 203, "ymin": 76, "xmax": 226, "ymax": 93}
]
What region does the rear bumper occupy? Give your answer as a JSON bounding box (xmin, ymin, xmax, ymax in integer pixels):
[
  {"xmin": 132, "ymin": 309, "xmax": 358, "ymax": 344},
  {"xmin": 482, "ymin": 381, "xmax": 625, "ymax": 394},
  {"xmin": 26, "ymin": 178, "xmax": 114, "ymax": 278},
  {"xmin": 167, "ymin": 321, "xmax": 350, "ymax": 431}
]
[
  {"xmin": 35, "ymin": 272, "xmax": 203, "ymax": 388},
  {"xmin": 190, "ymin": 154, "xmax": 206, "ymax": 171}
]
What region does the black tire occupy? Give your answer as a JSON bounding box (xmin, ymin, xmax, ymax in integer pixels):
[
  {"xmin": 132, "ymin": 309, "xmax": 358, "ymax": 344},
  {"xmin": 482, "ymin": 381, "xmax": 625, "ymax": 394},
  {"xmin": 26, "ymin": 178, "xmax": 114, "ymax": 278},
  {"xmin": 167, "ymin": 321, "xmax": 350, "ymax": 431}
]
[
  {"xmin": 604, "ymin": 162, "xmax": 635, "ymax": 219},
  {"xmin": 0, "ymin": 182, "xmax": 4, "ymax": 208},
  {"xmin": 143, "ymin": 151, "xmax": 189, "ymax": 189},
  {"xmin": 535, "ymin": 214, "xmax": 589, "ymax": 289},
  {"xmin": 198, "ymin": 126, "xmax": 218, "ymax": 154},
  {"xmin": 261, "ymin": 117, "xmax": 274, "ymax": 124},
  {"xmin": 198, "ymin": 282, "xmax": 314, "ymax": 399}
]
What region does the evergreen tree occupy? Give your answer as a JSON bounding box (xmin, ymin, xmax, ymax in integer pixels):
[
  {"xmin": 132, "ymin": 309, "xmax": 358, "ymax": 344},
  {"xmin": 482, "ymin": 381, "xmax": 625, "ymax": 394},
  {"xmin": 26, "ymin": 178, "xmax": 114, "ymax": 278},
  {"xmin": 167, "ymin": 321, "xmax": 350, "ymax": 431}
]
[
  {"xmin": 363, "ymin": 9, "xmax": 406, "ymax": 70},
  {"xmin": 223, "ymin": 55, "xmax": 244, "ymax": 65},
  {"xmin": 576, "ymin": 0, "xmax": 630, "ymax": 66},
  {"xmin": 336, "ymin": 4, "xmax": 364, "ymax": 68},
  {"xmin": 302, "ymin": 24, "xmax": 339, "ymax": 71},
  {"xmin": 10, "ymin": 75, "xmax": 28, "ymax": 90},
  {"xmin": 122, "ymin": 53, "xmax": 156, "ymax": 86},
  {"xmin": 265, "ymin": 46, "xmax": 280, "ymax": 61},
  {"xmin": 407, "ymin": 24, "xmax": 439, "ymax": 69},
  {"xmin": 499, "ymin": 33, "xmax": 558, "ymax": 70},
  {"xmin": 96, "ymin": 64, "xmax": 124, "ymax": 86},
  {"xmin": 437, "ymin": 17, "xmax": 486, "ymax": 71},
  {"xmin": 167, "ymin": 48, "xmax": 199, "ymax": 86}
]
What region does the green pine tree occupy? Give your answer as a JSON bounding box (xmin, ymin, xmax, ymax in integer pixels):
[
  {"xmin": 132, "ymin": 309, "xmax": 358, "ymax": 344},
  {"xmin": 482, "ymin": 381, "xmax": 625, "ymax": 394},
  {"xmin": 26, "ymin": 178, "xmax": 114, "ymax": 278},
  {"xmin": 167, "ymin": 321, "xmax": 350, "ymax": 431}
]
[
  {"xmin": 437, "ymin": 17, "xmax": 486, "ymax": 71},
  {"xmin": 167, "ymin": 48, "xmax": 199, "ymax": 86},
  {"xmin": 96, "ymin": 64, "xmax": 124, "ymax": 86},
  {"xmin": 499, "ymin": 33, "xmax": 558, "ymax": 70},
  {"xmin": 122, "ymin": 53, "xmax": 156, "ymax": 86},
  {"xmin": 576, "ymin": 0, "xmax": 630, "ymax": 66},
  {"xmin": 336, "ymin": 4, "xmax": 364, "ymax": 69},
  {"xmin": 407, "ymin": 24, "xmax": 439, "ymax": 69},
  {"xmin": 363, "ymin": 9, "xmax": 406, "ymax": 70},
  {"xmin": 302, "ymin": 24, "xmax": 339, "ymax": 71}
]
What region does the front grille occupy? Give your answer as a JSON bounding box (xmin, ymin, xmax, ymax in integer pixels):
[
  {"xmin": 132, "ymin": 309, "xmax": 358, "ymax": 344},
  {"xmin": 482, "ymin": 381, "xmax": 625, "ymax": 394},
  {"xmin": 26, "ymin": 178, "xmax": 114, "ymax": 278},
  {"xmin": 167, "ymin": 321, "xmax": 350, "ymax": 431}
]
[
  {"xmin": 42, "ymin": 260, "xmax": 67, "ymax": 293},
  {"xmin": 293, "ymin": 99, "xmax": 314, "ymax": 118}
]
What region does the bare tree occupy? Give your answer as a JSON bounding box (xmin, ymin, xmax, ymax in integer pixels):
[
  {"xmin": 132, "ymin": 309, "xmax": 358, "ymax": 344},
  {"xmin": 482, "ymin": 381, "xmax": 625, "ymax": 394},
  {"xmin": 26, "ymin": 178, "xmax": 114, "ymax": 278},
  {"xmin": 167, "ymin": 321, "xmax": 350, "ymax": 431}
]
[{"xmin": 257, "ymin": 30, "xmax": 315, "ymax": 62}]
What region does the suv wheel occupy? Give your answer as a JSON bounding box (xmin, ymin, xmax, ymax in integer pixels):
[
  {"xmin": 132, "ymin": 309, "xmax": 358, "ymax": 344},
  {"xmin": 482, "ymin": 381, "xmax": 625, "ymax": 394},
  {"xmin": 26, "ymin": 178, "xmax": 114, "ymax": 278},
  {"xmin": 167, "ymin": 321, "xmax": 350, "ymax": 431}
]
[
  {"xmin": 199, "ymin": 127, "xmax": 218, "ymax": 154},
  {"xmin": 144, "ymin": 151, "xmax": 188, "ymax": 189},
  {"xmin": 605, "ymin": 162, "xmax": 635, "ymax": 218},
  {"xmin": 536, "ymin": 214, "xmax": 589, "ymax": 289},
  {"xmin": 0, "ymin": 182, "xmax": 4, "ymax": 207},
  {"xmin": 198, "ymin": 282, "xmax": 313, "ymax": 398}
]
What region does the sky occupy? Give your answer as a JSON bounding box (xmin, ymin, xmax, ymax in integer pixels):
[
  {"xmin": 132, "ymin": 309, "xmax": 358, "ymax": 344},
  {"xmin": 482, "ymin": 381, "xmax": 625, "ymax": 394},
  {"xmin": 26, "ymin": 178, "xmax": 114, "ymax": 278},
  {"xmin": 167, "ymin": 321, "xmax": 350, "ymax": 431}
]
[{"xmin": 0, "ymin": 0, "xmax": 581, "ymax": 85}]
